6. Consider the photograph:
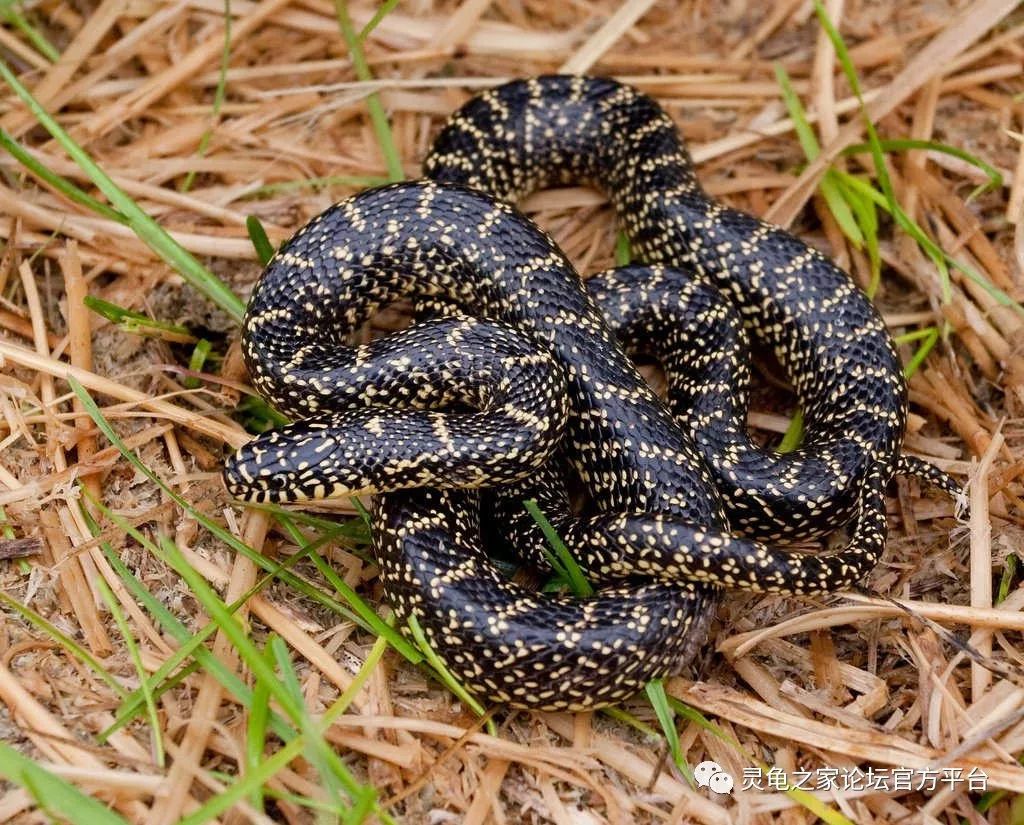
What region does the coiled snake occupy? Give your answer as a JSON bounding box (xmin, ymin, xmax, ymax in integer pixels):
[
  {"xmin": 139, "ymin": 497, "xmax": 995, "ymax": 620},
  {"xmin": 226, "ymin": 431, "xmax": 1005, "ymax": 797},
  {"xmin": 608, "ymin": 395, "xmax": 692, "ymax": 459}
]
[{"xmin": 224, "ymin": 76, "xmax": 959, "ymax": 710}]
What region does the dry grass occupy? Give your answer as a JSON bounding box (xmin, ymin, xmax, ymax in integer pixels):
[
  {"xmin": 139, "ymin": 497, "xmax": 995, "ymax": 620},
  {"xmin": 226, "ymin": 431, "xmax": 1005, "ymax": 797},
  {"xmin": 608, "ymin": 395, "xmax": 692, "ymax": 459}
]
[{"xmin": 1, "ymin": 0, "xmax": 1023, "ymax": 822}]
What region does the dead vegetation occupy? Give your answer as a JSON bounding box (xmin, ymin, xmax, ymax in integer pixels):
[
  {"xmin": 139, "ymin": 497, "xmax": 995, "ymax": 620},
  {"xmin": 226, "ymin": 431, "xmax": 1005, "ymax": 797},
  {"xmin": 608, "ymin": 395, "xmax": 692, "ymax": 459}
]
[{"xmin": 1, "ymin": 0, "xmax": 1024, "ymax": 822}]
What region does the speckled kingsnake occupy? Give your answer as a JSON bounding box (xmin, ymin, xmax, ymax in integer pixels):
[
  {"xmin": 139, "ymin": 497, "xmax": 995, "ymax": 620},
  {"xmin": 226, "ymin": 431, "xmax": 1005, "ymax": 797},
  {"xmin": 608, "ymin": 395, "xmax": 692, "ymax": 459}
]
[
  {"xmin": 425, "ymin": 75, "xmax": 960, "ymax": 542},
  {"xmin": 223, "ymin": 76, "xmax": 960, "ymax": 710}
]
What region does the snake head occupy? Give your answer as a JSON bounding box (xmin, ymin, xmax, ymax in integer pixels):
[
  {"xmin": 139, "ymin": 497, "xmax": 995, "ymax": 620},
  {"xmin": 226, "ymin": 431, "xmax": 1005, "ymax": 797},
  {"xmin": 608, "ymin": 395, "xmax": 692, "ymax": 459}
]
[{"xmin": 222, "ymin": 423, "xmax": 358, "ymax": 505}]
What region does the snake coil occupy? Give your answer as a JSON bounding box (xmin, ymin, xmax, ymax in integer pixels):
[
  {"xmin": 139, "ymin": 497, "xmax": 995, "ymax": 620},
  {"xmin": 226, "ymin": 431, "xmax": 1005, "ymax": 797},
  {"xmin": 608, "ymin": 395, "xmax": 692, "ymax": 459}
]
[{"xmin": 224, "ymin": 76, "xmax": 960, "ymax": 710}]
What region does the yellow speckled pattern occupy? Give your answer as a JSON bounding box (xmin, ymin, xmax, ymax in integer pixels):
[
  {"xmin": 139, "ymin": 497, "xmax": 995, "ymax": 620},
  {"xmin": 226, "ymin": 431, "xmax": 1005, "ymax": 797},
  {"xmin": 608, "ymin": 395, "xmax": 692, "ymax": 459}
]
[{"xmin": 223, "ymin": 76, "xmax": 961, "ymax": 710}]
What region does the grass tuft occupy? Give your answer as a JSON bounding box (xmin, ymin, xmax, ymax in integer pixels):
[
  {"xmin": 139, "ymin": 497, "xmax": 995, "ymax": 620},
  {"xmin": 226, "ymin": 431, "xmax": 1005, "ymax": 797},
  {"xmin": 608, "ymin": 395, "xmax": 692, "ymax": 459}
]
[
  {"xmin": 776, "ymin": 408, "xmax": 805, "ymax": 454},
  {"xmin": 0, "ymin": 59, "xmax": 247, "ymax": 321},
  {"xmin": 70, "ymin": 378, "xmax": 423, "ymax": 664},
  {"xmin": 334, "ymin": 0, "xmax": 404, "ymax": 182},
  {"xmin": 812, "ymin": 0, "xmax": 1021, "ymax": 317},
  {"xmin": 184, "ymin": 339, "xmax": 213, "ymax": 389},
  {"xmin": 895, "ymin": 326, "xmax": 940, "ymax": 378},
  {"xmin": 770, "ymin": 3, "xmax": 1015, "ymax": 448}
]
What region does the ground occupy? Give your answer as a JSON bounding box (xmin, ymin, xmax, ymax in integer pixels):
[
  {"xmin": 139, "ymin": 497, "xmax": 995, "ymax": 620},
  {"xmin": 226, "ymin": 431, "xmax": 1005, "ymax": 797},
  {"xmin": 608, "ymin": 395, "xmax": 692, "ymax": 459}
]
[{"xmin": 0, "ymin": 0, "xmax": 1023, "ymax": 823}]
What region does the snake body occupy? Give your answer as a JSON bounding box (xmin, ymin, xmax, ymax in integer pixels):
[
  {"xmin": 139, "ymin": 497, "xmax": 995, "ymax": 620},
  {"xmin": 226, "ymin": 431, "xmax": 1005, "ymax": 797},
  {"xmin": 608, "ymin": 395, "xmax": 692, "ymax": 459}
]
[
  {"xmin": 224, "ymin": 76, "xmax": 958, "ymax": 710},
  {"xmin": 425, "ymin": 75, "xmax": 956, "ymax": 541},
  {"xmin": 227, "ymin": 182, "xmax": 726, "ymax": 708}
]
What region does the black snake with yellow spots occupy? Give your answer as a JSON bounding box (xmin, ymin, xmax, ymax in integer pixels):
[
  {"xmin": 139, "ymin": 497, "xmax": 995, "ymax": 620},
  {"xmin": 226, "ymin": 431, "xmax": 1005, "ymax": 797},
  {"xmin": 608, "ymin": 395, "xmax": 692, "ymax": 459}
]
[{"xmin": 224, "ymin": 76, "xmax": 959, "ymax": 710}]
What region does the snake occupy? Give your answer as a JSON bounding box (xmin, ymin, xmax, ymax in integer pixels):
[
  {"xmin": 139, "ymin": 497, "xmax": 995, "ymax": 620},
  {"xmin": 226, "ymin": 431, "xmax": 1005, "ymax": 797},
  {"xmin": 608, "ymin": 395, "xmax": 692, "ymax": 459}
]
[
  {"xmin": 223, "ymin": 75, "xmax": 960, "ymax": 710},
  {"xmin": 425, "ymin": 75, "xmax": 960, "ymax": 540}
]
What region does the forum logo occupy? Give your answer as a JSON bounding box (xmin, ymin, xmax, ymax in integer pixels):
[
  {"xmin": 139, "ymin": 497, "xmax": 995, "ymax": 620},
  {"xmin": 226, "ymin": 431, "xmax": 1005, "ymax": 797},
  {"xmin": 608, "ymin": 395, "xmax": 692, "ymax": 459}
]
[{"xmin": 693, "ymin": 761, "xmax": 734, "ymax": 794}]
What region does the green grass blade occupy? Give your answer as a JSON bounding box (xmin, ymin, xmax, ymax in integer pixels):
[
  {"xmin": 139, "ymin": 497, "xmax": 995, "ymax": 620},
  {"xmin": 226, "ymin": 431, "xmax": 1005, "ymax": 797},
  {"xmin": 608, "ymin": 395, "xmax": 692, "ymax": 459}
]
[
  {"xmin": 837, "ymin": 175, "xmax": 880, "ymax": 295},
  {"xmin": 69, "ymin": 377, "xmax": 421, "ymax": 663},
  {"xmin": 246, "ymin": 214, "xmax": 275, "ymax": 265},
  {"xmin": 351, "ymin": 495, "xmax": 373, "ymax": 527},
  {"xmin": 256, "ymin": 502, "xmax": 371, "ymax": 545},
  {"xmin": 0, "ymin": 5, "xmax": 60, "ymax": 62},
  {"xmin": 782, "ymin": 785, "xmax": 858, "ymax": 825},
  {"xmin": 667, "ymin": 697, "xmax": 743, "ymax": 748},
  {"xmin": 89, "ymin": 485, "xmax": 376, "ymax": 815},
  {"xmin": 876, "ymin": 177, "xmax": 1014, "ymax": 309},
  {"xmin": 305, "ymin": 550, "xmax": 412, "ymax": 646},
  {"xmin": 0, "ymin": 506, "xmax": 13, "ymax": 539},
  {"xmin": 834, "ymin": 171, "xmax": 951, "ymax": 302},
  {"xmin": 184, "ymin": 339, "xmax": 213, "ymax": 389},
  {"xmin": 181, "ymin": 634, "xmax": 389, "ymax": 825},
  {"xmin": 615, "ymin": 231, "xmax": 632, "ymax": 266},
  {"xmin": 901, "ymin": 327, "xmax": 939, "ymax": 378},
  {"xmin": 77, "ymin": 445, "xmax": 405, "ymax": 744},
  {"xmin": 181, "ymin": 0, "xmax": 232, "ymax": 192},
  {"xmin": 0, "ymin": 506, "xmax": 27, "ymax": 575},
  {"xmin": 0, "ymin": 741, "xmax": 130, "ymax": 824},
  {"xmin": 523, "ymin": 499, "xmax": 594, "ymax": 597},
  {"xmin": 0, "ymin": 129, "xmax": 126, "ymax": 223},
  {"xmin": 996, "ymin": 553, "xmax": 1018, "ymax": 605},
  {"xmin": 179, "ymin": 738, "xmax": 309, "ymax": 825},
  {"xmin": 830, "ymin": 170, "xmax": 888, "ymax": 209},
  {"xmin": 975, "ymin": 755, "xmax": 1024, "ymax": 815},
  {"xmin": 334, "ymin": 0, "xmax": 404, "ymax": 182},
  {"xmin": 84, "ymin": 295, "xmax": 195, "ymax": 341},
  {"xmin": 406, "ymin": 613, "xmax": 496, "ymax": 735},
  {"xmin": 178, "ymin": 712, "xmax": 369, "ymax": 824},
  {"xmin": 601, "ymin": 706, "xmax": 661, "ymax": 737},
  {"xmin": 645, "ymin": 679, "xmax": 692, "ymax": 783},
  {"xmin": 358, "ymin": 0, "xmax": 399, "ymax": 41},
  {"xmin": 151, "ymin": 534, "xmax": 371, "ymax": 806},
  {"xmin": 777, "ymin": 8, "xmax": 1016, "ymax": 317},
  {"xmin": 0, "ymin": 60, "xmax": 246, "ymax": 321},
  {"xmin": 774, "ymin": 64, "xmax": 821, "ymax": 161},
  {"xmin": 811, "ymin": 7, "xmax": 1021, "ymax": 315},
  {"xmin": 775, "ymin": 64, "xmax": 864, "ymax": 249},
  {"xmin": 819, "ymin": 172, "xmax": 865, "ymax": 247},
  {"xmin": 269, "ymin": 633, "xmax": 310, "ymax": 723},
  {"xmin": 894, "ymin": 326, "xmax": 938, "ymax": 345},
  {"xmin": 333, "ymin": 631, "xmax": 391, "ymax": 720},
  {"xmin": 777, "ymin": 408, "xmax": 804, "ymax": 453},
  {"xmin": 812, "ymin": 1, "xmax": 949, "ymax": 301},
  {"xmin": 842, "ymin": 138, "xmax": 1003, "ymax": 199},
  {"xmin": 95, "ymin": 576, "xmax": 165, "ymax": 767},
  {"xmin": 0, "ymin": 590, "xmax": 126, "ymax": 698},
  {"xmin": 270, "ymin": 507, "xmax": 417, "ymax": 659},
  {"xmin": 234, "ymin": 394, "xmax": 290, "ymax": 432},
  {"xmin": 246, "ymin": 644, "xmax": 273, "ymax": 812},
  {"xmin": 268, "ymin": 635, "xmax": 346, "ymax": 812},
  {"xmin": 87, "ymin": 495, "xmax": 302, "ymax": 743}
]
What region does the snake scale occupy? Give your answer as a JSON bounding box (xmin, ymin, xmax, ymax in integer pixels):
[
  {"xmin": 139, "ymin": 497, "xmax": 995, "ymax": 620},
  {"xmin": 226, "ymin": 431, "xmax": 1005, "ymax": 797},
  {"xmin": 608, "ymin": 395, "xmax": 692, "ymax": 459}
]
[{"xmin": 223, "ymin": 76, "xmax": 960, "ymax": 710}]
